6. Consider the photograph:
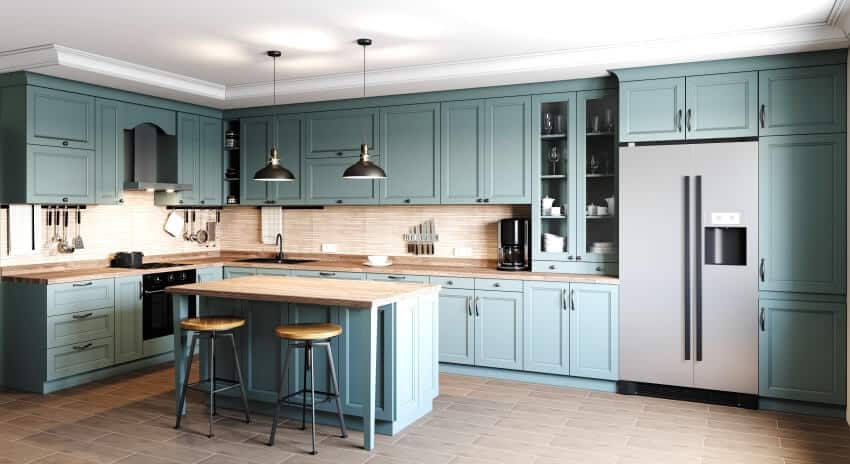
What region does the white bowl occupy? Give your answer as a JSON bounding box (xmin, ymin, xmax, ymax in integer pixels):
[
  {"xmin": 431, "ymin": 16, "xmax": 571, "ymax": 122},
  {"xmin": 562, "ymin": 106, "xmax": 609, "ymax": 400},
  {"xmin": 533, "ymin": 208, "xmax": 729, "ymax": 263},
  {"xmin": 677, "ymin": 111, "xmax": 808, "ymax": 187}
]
[{"xmin": 367, "ymin": 255, "xmax": 389, "ymax": 265}]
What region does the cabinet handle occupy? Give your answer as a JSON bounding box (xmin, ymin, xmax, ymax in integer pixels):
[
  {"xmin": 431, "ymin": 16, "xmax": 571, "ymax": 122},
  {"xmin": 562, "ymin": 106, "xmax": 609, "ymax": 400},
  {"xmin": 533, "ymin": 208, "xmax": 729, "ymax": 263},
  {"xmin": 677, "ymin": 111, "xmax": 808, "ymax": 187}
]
[
  {"xmin": 319, "ymin": 272, "xmax": 336, "ymax": 277},
  {"xmin": 476, "ymin": 198, "xmax": 483, "ymax": 203},
  {"xmin": 446, "ymin": 280, "xmax": 454, "ymax": 286},
  {"xmin": 474, "ymin": 297, "xmax": 480, "ymax": 317},
  {"xmin": 119, "ymin": 198, "xmax": 124, "ymax": 203},
  {"xmin": 759, "ymin": 258, "xmax": 765, "ymax": 282},
  {"xmin": 387, "ymin": 275, "xmax": 405, "ymax": 280},
  {"xmin": 677, "ymin": 109, "xmax": 683, "ymax": 132},
  {"xmin": 561, "ymin": 289, "xmax": 568, "ymax": 311},
  {"xmin": 72, "ymin": 312, "xmax": 93, "ymax": 319},
  {"xmin": 179, "ymin": 200, "xmax": 184, "ymax": 204},
  {"xmin": 759, "ymin": 307, "xmax": 765, "ymax": 331},
  {"xmin": 62, "ymin": 140, "xmax": 69, "ymax": 147},
  {"xmin": 576, "ymin": 256, "xmax": 582, "ymax": 261},
  {"xmin": 483, "ymin": 198, "xmax": 490, "ymax": 203},
  {"xmin": 72, "ymin": 343, "xmax": 93, "ymax": 351},
  {"xmin": 549, "ymin": 264, "xmax": 556, "ymax": 270},
  {"xmin": 467, "ymin": 296, "xmax": 472, "ymax": 316},
  {"xmin": 492, "ymin": 282, "xmax": 500, "ymax": 288},
  {"xmin": 336, "ymin": 200, "xmax": 343, "ymax": 204},
  {"xmin": 686, "ymin": 109, "xmax": 692, "ymax": 132},
  {"xmin": 72, "ymin": 282, "xmax": 93, "ymax": 287},
  {"xmin": 200, "ymin": 200, "xmax": 205, "ymax": 205},
  {"xmin": 139, "ymin": 281, "xmax": 143, "ymax": 299},
  {"xmin": 759, "ymin": 104, "xmax": 766, "ymax": 128},
  {"xmin": 62, "ymin": 197, "xmax": 69, "ymax": 203},
  {"xmin": 570, "ymin": 289, "xmax": 576, "ymax": 311},
  {"xmin": 404, "ymin": 199, "xmax": 411, "ymax": 204},
  {"xmin": 337, "ymin": 152, "xmax": 344, "ymax": 156},
  {"xmin": 595, "ymin": 266, "xmax": 602, "ymax": 272}
]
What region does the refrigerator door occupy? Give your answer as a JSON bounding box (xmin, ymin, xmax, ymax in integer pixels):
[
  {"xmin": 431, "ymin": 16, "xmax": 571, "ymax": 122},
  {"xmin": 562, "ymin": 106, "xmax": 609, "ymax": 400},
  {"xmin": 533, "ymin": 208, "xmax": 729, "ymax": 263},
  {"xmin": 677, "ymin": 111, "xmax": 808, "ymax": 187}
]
[
  {"xmin": 691, "ymin": 142, "xmax": 759, "ymax": 394},
  {"xmin": 619, "ymin": 144, "xmax": 695, "ymax": 387}
]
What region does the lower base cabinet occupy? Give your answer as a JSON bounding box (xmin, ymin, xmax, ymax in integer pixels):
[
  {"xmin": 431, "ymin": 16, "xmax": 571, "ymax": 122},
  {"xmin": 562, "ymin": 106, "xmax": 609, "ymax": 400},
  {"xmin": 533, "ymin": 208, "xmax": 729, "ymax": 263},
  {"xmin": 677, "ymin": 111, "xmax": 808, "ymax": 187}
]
[
  {"xmin": 759, "ymin": 297, "xmax": 847, "ymax": 405},
  {"xmin": 437, "ymin": 288, "xmax": 475, "ymax": 365},
  {"xmin": 114, "ymin": 275, "xmax": 144, "ymax": 364},
  {"xmin": 475, "ymin": 290, "xmax": 524, "ymax": 370}
]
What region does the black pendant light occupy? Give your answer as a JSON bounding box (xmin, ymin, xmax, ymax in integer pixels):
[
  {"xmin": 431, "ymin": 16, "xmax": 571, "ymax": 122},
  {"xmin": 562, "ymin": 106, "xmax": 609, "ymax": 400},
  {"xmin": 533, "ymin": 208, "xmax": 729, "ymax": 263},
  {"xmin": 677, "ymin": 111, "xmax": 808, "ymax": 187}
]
[
  {"xmin": 254, "ymin": 50, "xmax": 296, "ymax": 182},
  {"xmin": 343, "ymin": 38, "xmax": 387, "ymax": 180}
]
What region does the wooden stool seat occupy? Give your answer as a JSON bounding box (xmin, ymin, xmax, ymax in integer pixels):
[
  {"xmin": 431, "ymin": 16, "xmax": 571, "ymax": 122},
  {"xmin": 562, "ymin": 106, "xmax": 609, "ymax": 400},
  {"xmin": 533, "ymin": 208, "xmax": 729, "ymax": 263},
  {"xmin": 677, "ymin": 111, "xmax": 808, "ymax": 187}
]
[
  {"xmin": 275, "ymin": 323, "xmax": 342, "ymax": 341},
  {"xmin": 180, "ymin": 317, "xmax": 245, "ymax": 332}
]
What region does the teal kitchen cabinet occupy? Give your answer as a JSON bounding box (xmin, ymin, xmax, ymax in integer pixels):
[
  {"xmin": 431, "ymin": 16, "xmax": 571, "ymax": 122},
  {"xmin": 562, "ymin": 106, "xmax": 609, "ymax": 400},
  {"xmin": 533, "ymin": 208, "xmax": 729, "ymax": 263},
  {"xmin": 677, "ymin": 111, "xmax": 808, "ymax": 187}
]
[
  {"xmin": 474, "ymin": 289, "xmax": 523, "ymax": 370},
  {"xmin": 196, "ymin": 266, "xmax": 224, "ymax": 283},
  {"xmin": 759, "ymin": 298, "xmax": 846, "ymax": 405},
  {"xmin": 759, "ymin": 133, "xmax": 846, "ymax": 294},
  {"xmin": 27, "ymin": 145, "xmax": 96, "ymax": 204},
  {"xmin": 759, "ymin": 65, "xmax": 846, "ymax": 136},
  {"xmin": 223, "ymin": 267, "xmax": 257, "ymax": 279},
  {"xmin": 380, "ymin": 103, "xmax": 441, "ymax": 204},
  {"xmin": 176, "ymin": 113, "xmax": 201, "ymax": 204},
  {"xmin": 95, "ymin": 98, "xmax": 124, "ymax": 204},
  {"xmin": 484, "ymin": 96, "xmax": 532, "ymax": 203},
  {"xmin": 437, "ymin": 288, "xmax": 475, "ymax": 365},
  {"xmin": 27, "ymin": 87, "xmax": 95, "ymax": 150},
  {"xmin": 122, "ymin": 102, "xmax": 177, "ymax": 135},
  {"xmin": 569, "ymin": 283, "xmax": 618, "ymax": 380},
  {"xmin": 522, "ymin": 282, "xmax": 569, "ymax": 375},
  {"xmin": 685, "ymin": 72, "xmax": 758, "ymax": 139},
  {"xmin": 303, "ymin": 155, "xmax": 381, "ymax": 205},
  {"xmin": 619, "ymin": 77, "xmax": 685, "ymax": 142},
  {"xmin": 198, "ymin": 116, "xmax": 223, "ymax": 205},
  {"xmin": 304, "ymin": 108, "xmax": 378, "ymax": 158},
  {"xmin": 114, "ymin": 275, "xmax": 143, "ymax": 364},
  {"xmin": 239, "ymin": 115, "xmax": 301, "ymax": 205},
  {"xmin": 273, "ymin": 115, "xmax": 302, "ymax": 202},
  {"xmin": 156, "ymin": 114, "xmax": 221, "ymax": 206},
  {"xmin": 441, "ymin": 100, "xmax": 486, "ymax": 204},
  {"xmin": 291, "ymin": 269, "xmax": 364, "ymax": 280}
]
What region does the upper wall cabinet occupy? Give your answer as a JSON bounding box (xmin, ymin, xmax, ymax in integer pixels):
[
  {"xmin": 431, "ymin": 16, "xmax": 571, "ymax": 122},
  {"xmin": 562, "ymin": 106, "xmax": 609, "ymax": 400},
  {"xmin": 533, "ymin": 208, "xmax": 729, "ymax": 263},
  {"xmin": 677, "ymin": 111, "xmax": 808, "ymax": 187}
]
[
  {"xmin": 759, "ymin": 65, "xmax": 846, "ymax": 136},
  {"xmin": 238, "ymin": 115, "xmax": 302, "ymax": 205},
  {"xmin": 199, "ymin": 116, "xmax": 223, "ymax": 205},
  {"xmin": 619, "ymin": 77, "xmax": 685, "ymax": 142},
  {"xmin": 122, "ymin": 103, "xmax": 176, "ymax": 135},
  {"xmin": 274, "ymin": 115, "xmax": 302, "ymax": 202},
  {"xmin": 685, "ymin": 72, "xmax": 758, "ymax": 139},
  {"xmin": 27, "ymin": 87, "xmax": 96, "ymax": 150},
  {"xmin": 304, "ymin": 108, "xmax": 378, "ymax": 158},
  {"xmin": 27, "ymin": 145, "xmax": 96, "ymax": 204},
  {"xmin": 155, "ymin": 113, "xmax": 223, "ymax": 206},
  {"xmin": 95, "ymin": 98, "xmax": 124, "ymax": 205},
  {"xmin": 176, "ymin": 113, "xmax": 201, "ymax": 205},
  {"xmin": 380, "ymin": 103, "xmax": 441, "ymax": 204},
  {"xmin": 303, "ymin": 155, "xmax": 381, "ymax": 205},
  {"xmin": 441, "ymin": 100, "xmax": 486, "ymax": 204}
]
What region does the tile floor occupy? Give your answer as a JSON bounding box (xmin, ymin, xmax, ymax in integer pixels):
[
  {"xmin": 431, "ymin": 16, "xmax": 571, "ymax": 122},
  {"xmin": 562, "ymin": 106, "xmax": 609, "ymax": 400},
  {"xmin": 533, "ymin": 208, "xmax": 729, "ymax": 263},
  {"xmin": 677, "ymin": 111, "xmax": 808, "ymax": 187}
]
[{"xmin": 1, "ymin": 363, "xmax": 849, "ymax": 463}]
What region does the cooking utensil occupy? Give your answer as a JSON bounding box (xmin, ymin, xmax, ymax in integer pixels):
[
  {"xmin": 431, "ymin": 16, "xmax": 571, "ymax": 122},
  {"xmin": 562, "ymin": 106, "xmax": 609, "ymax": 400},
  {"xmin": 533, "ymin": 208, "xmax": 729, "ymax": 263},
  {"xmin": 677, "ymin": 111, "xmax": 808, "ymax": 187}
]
[
  {"xmin": 195, "ymin": 212, "xmax": 209, "ymax": 244},
  {"xmin": 189, "ymin": 210, "xmax": 197, "ymax": 241},
  {"xmin": 53, "ymin": 209, "xmax": 61, "ymax": 242},
  {"xmin": 73, "ymin": 207, "xmax": 84, "ymax": 249},
  {"xmin": 58, "ymin": 210, "xmax": 74, "ymax": 253}
]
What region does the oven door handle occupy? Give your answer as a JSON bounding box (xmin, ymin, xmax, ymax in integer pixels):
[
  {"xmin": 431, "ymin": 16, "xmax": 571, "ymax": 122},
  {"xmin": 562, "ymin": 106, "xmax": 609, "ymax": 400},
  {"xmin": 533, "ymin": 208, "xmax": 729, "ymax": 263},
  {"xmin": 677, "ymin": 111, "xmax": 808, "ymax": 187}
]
[{"xmin": 143, "ymin": 289, "xmax": 166, "ymax": 295}]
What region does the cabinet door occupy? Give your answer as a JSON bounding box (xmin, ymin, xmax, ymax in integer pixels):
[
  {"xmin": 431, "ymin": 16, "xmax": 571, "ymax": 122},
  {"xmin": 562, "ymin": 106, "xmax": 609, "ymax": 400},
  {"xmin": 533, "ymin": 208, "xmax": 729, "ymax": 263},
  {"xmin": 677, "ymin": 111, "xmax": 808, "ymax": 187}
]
[
  {"xmin": 240, "ymin": 301, "xmax": 288, "ymax": 402},
  {"xmin": 619, "ymin": 78, "xmax": 686, "ymax": 142},
  {"xmin": 273, "ymin": 115, "xmax": 302, "ymax": 202},
  {"xmin": 569, "ymin": 283, "xmax": 618, "ymax": 380},
  {"xmin": 759, "ymin": 65, "xmax": 846, "ymax": 136},
  {"xmin": 380, "ymin": 103, "xmax": 441, "ymax": 204},
  {"xmin": 474, "ymin": 290, "xmax": 523, "ymax": 370},
  {"xmin": 95, "ymin": 98, "xmax": 124, "ymax": 204},
  {"xmin": 759, "ymin": 299, "xmax": 846, "ymax": 405},
  {"xmin": 27, "ymin": 87, "xmax": 95, "ymax": 149},
  {"xmin": 199, "ymin": 116, "xmax": 223, "ymax": 205},
  {"xmin": 484, "ymin": 96, "xmax": 532, "ymax": 203},
  {"xmin": 759, "ymin": 134, "xmax": 846, "ymax": 294},
  {"xmin": 176, "ymin": 113, "xmax": 201, "ymax": 205},
  {"xmin": 27, "ymin": 145, "xmax": 95, "ymax": 204},
  {"xmin": 304, "ymin": 156, "xmax": 380, "ymax": 205},
  {"xmin": 685, "ymin": 72, "xmax": 758, "ymax": 140},
  {"xmin": 304, "ymin": 108, "xmax": 378, "ymax": 158},
  {"xmin": 196, "ymin": 267, "xmax": 223, "ymax": 283},
  {"xmin": 441, "ymin": 100, "xmax": 486, "ymax": 204},
  {"xmin": 522, "ymin": 282, "xmax": 569, "ymax": 375},
  {"xmin": 115, "ymin": 276, "xmax": 144, "ymax": 364},
  {"xmin": 438, "ymin": 288, "xmax": 475, "ymax": 365},
  {"xmin": 240, "ymin": 116, "xmax": 274, "ymax": 205}
]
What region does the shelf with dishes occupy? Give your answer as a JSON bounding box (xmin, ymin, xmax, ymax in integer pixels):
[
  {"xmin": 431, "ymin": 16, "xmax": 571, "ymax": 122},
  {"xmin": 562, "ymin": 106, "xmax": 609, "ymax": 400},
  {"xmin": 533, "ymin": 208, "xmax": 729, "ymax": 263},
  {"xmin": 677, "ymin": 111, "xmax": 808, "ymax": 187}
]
[{"xmin": 223, "ymin": 121, "xmax": 241, "ymax": 205}]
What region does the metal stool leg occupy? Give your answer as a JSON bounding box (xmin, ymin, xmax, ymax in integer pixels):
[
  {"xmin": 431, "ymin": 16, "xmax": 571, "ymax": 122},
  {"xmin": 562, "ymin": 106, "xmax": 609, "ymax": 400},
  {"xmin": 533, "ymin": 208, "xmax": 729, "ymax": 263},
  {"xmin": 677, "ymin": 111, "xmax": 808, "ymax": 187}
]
[
  {"xmin": 208, "ymin": 332, "xmax": 216, "ymax": 437},
  {"xmin": 308, "ymin": 343, "xmax": 317, "ymax": 455},
  {"xmin": 301, "ymin": 344, "xmax": 308, "ymax": 430},
  {"xmin": 269, "ymin": 343, "xmax": 293, "ymax": 446},
  {"xmin": 175, "ymin": 333, "xmax": 198, "ymax": 429},
  {"xmin": 324, "ymin": 342, "xmax": 347, "ymax": 438},
  {"xmin": 227, "ymin": 333, "xmax": 251, "ymax": 424}
]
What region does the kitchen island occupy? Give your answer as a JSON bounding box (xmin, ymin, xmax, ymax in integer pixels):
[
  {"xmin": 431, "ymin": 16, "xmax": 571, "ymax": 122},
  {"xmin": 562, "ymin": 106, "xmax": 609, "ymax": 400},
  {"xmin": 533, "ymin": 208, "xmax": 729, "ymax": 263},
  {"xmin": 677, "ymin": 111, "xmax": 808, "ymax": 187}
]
[{"xmin": 167, "ymin": 275, "xmax": 440, "ymax": 450}]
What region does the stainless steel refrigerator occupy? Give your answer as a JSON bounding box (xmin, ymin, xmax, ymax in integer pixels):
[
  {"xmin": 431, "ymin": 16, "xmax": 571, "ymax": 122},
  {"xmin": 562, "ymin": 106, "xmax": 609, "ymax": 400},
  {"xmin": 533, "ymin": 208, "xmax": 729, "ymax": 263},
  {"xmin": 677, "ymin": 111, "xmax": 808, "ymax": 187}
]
[{"xmin": 619, "ymin": 141, "xmax": 758, "ymax": 395}]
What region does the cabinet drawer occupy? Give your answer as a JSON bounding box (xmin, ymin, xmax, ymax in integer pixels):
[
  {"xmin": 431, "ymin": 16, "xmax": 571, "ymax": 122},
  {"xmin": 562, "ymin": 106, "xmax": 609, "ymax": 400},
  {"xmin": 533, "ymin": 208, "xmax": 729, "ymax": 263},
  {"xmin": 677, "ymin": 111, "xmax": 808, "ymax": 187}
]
[
  {"xmin": 293, "ymin": 270, "xmax": 364, "ymax": 280},
  {"xmin": 257, "ymin": 268, "xmax": 292, "ymax": 276},
  {"xmin": 475, "ymin": 278, "xmax": 523, "ymax": 292},
  {"xmin": 366, "ymin": 273, "xmax": 428, "ymax": 283},
  {"xmin": 429, "ymin": 276, "xmax": 475, "ymax": 289},
  {"xmin": 534, "ymin": 260, "xmax": 618, "ymax": 276},
  {"xmin": 47, "ymin": 279, "xmax": 114, "ymax": 316},
  {"xmin": 46, "ymin": 337, "xmax": 115, "ymax": 381},
  {"xmin": 47, "ymin": 307, "xmax": 114, "ymax": 349}
]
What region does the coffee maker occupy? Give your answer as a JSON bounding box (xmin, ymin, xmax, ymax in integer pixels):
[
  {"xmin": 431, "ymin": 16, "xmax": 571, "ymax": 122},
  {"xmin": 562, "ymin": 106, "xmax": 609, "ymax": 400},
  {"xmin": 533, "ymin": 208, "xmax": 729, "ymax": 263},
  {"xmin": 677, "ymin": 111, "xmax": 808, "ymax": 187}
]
[{"xmin": 497, "ymin": 218, "xmax": 529, "ymax": 271}]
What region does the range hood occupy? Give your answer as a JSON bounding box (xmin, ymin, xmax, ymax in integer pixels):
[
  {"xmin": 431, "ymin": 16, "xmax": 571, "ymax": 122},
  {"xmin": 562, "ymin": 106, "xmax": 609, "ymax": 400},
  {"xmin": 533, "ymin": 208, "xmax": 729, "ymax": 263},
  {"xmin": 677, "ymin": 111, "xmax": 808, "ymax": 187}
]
[{"xmin": 123, "ymin": 123, "xmax": 192, "ymax": 192}]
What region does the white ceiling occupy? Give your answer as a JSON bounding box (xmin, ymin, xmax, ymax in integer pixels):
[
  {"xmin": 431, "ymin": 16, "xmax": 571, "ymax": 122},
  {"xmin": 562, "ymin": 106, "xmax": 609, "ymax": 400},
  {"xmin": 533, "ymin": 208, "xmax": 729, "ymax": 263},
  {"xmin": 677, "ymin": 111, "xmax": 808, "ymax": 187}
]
[{"xmin": 1, "ymin": 0, "xmax": 849, "ymax": 109}]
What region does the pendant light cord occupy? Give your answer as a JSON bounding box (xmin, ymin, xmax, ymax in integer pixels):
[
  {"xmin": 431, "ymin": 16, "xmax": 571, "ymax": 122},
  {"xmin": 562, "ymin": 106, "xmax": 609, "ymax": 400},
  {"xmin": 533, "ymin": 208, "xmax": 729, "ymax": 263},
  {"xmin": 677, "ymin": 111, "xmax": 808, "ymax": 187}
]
[
  {"xmin": 273, "ymin": 55, "xmax": 277, "ymax": 106},
  {"xmin": 362, "ymin": 44, "xmax": 366, "ymax": 98}
]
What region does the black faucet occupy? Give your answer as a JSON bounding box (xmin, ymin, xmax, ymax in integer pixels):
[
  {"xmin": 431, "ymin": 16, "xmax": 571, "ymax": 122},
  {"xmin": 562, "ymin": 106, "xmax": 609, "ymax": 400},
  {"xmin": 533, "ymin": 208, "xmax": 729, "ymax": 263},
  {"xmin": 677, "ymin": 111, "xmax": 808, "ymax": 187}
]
[{"xmin": 275, "ymin": 233, "xmax": 284, "ymax": 262}]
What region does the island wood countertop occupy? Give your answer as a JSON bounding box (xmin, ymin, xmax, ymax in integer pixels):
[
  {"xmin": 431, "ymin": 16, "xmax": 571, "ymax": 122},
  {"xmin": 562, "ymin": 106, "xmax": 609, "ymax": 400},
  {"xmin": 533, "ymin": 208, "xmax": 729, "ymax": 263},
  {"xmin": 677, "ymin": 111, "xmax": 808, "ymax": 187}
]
[{"xmin": 166, "ymin": 275, "xmax": 440, "ymax": 308}]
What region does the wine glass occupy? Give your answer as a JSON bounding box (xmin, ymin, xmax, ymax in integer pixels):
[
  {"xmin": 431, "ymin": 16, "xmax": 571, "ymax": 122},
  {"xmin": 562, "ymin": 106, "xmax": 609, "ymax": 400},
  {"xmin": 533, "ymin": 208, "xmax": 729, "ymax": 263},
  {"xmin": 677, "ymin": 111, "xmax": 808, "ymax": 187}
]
[
  {"xmin": 542, "ymin": 113, "xmax": 553, "ymax": 135},
  {"xmin": 548, "ymin": 146, "xmax": 561, "ymax": 175}
]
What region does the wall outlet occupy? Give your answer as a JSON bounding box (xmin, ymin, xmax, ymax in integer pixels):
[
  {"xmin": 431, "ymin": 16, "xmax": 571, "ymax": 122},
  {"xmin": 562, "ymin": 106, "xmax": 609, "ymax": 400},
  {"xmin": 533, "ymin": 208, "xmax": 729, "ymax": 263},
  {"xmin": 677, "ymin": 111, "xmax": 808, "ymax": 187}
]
[
  {"xmin": 321, "ymin": 243, "xmax": 338, "ymax": 253},
  {"xmin": 454, "ymin": 247, "xmax": 472, "ymax": 257}
]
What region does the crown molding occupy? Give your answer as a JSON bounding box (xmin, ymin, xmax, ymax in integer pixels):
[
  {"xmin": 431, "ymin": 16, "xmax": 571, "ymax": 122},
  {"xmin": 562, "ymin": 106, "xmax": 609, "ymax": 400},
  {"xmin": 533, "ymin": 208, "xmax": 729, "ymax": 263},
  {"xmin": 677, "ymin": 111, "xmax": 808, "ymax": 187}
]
[{"xmin": 0, "ymin": 19, "xmax": 847, "ymax": 109}]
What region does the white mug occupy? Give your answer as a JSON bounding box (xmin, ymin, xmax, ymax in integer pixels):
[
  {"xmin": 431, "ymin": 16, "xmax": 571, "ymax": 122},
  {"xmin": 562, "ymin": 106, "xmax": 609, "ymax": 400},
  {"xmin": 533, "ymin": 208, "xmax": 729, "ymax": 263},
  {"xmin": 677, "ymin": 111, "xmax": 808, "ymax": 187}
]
[
  {"xmin": 550, "ymin": 206, "xmax": 561, "ymax": 216},
  {"xmin": 605, "ymin": 197, "xmax": 615, "ymax": 214},
  {"xmin": 586, "ymin": 204, "xmax": 597, "ymax": 215},
  {"xmin": 597, "ymin": 206, "xmax": 609, "ymax": 216}
]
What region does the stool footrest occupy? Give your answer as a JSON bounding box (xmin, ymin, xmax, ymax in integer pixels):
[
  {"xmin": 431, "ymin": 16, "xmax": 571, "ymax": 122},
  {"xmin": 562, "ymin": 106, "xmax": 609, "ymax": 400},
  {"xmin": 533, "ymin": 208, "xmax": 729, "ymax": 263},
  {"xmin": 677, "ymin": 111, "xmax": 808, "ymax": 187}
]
[
  {"xmin": 185, "ymin": 377, "xmax": 242, "ymax": 395},
  {"xmin": 277, "ymin": 388, "xmax": 339, "ymax": 406}
]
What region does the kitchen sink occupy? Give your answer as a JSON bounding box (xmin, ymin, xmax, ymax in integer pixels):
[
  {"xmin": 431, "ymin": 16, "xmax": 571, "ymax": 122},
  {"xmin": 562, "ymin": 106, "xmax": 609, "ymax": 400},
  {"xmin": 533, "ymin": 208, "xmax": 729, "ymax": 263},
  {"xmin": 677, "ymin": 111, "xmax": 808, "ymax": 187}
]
[{"xmin": 236, "ymin": 258, "xmax": 317, "ymax": 264}]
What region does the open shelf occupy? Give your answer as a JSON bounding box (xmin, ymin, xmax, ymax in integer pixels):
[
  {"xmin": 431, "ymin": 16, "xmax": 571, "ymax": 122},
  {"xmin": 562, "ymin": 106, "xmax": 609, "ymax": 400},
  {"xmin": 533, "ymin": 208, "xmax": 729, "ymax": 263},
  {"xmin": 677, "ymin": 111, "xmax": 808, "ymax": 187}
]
[
  {"xmin": 541, "ymin": 215, "xmax": 567, "ymax": 219},
  {"xmin": 541, "ymin": 174, "xmax": 567, "ymax": 179},
  {"xmin": 541, "ymin": 133, "xmax": 567, "ymax": 139},
  {"xmin": 586, "ymin": 131, "xmax": 615, "ymax": 137},
  {"xmin": 586, "ymin": 173, "xmax": 615, "ymax": 178},
  {"xmin": 586, "ymin": 215, "xmax": 616, "ymax": 219}
]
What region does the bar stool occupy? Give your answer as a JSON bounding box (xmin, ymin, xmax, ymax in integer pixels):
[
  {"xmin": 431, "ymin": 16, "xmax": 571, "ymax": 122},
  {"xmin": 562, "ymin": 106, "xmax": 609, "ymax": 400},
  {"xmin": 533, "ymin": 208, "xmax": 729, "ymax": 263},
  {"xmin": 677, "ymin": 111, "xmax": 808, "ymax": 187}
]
[
  {"xmin": 268, "ymin": 323, "xmax": 347, "ymax": 455},
  {"xmin": 175, "ymin": 317, "xmax": 251, "ymax": 438}
]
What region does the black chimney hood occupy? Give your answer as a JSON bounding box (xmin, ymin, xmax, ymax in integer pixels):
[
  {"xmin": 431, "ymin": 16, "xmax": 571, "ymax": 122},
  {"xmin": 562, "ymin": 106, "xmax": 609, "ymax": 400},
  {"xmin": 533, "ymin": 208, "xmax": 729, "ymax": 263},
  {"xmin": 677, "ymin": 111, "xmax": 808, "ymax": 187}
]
[{"xmin": 123, "ymin": 123, "xmax": 192, "ymax": 192}]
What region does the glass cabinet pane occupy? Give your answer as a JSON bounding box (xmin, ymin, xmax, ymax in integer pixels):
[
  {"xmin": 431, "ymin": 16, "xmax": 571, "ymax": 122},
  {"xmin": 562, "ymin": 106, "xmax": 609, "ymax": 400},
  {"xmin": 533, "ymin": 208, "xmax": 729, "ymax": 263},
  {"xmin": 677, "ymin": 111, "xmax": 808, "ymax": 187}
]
[
  {"xmin": 538, "ymin": 100, "xmax": 569, "ymax": 255},
  {"xmin": 581, "ymin": 92, "xmax": 618, "ymax": 261}
]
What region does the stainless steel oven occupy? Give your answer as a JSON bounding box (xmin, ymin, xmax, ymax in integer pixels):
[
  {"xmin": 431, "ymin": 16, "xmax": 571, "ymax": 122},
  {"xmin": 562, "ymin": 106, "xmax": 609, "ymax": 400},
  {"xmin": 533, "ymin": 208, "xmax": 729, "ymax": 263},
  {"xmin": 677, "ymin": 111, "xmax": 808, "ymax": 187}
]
[{"xmin": 143, "ymin": 269, "xmax": 196, "ymax": 340}]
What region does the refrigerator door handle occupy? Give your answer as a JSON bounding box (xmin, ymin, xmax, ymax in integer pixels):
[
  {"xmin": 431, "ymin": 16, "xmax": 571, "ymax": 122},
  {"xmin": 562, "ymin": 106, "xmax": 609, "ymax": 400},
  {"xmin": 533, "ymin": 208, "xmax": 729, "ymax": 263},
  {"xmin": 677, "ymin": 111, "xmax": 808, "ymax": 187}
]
[
  {"xmin": 684, "ymin": 175, "xmax": 691, "ymax": 361},
  {"xmin": 695, "ymin": 175, "xmax": 703, "ymax": 362}
]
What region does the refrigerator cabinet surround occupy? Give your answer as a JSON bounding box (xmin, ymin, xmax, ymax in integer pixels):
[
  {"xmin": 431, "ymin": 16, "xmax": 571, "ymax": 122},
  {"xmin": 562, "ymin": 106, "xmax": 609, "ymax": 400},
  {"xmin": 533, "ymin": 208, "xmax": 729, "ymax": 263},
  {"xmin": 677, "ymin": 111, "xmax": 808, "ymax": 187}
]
[{"xmin": 619, "ymin": 141, "xmax": 758, "ymax": 395}]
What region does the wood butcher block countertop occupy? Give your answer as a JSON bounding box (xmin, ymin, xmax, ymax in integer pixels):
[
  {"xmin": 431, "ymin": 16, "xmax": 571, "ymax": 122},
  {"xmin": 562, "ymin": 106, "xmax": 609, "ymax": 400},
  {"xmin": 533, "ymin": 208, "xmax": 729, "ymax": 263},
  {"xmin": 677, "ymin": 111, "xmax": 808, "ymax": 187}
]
[
  {"xmin": 0, "ymin": 253, "xmax": 619, "ymax": 285},
  {"xmin": 167, "ymin": 275, "xmax": 439, "ymax": 308}
]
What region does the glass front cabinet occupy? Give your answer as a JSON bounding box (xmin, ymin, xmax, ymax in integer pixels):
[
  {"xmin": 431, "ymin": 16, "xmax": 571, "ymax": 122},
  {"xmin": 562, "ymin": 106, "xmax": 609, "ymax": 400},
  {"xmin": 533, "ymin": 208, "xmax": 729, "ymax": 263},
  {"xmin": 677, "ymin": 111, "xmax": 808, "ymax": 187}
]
[{"xmin": 531, "ymin": 89, "xmax": 618, "ymax": 275}]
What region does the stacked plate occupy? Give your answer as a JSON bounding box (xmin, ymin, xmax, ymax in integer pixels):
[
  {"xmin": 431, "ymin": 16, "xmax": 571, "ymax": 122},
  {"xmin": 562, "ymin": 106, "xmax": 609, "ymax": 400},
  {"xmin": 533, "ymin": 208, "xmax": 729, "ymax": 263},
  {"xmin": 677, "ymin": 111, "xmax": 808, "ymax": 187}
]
[
  {"xmin": 543, "ymin": 233, "xmax": 565, "ymax": 252},
  {"xmin": 590, "ymin": 241, "xmax": 617, "ymax": 254}
]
